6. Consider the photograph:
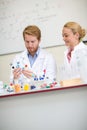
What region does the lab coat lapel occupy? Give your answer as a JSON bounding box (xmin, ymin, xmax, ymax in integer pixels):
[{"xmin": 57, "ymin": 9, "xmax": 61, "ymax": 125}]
[
  {"xmin": 32, "ymin": 49, "xmax": 45, "ymax": 69},
  {"xmin": 22, "ymin": 51, "xmax": 31, "ymax": 69}
]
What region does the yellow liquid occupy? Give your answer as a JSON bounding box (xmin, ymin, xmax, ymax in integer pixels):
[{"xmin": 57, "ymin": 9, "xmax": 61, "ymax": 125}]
[{"xmin": 24, "ymin": 84, "xmax": 30, "ymax": 91}]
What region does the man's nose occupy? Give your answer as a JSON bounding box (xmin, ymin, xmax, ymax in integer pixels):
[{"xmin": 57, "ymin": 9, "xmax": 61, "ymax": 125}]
[{"xmin": 28, "ymin": 42, "xmax": 33, "ymax": 47}]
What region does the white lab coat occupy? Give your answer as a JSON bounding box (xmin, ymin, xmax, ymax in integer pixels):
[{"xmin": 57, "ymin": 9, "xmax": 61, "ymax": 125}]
[
  {"xmin": 63, "ymin": 41, "xmax": 87, "ymax": 79},
  {"xmin": 10, "ymin": 48, "xmax": 57, "ymax": 85}
]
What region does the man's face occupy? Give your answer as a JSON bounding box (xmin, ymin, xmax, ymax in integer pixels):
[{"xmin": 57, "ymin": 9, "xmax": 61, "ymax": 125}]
[{"xmin": 24, "ymin": 34, "xmax": 40, "ymax": 56}]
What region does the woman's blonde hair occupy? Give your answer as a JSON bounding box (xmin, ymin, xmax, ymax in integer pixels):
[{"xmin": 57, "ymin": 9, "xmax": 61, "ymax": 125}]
[
  {"xmin": 64, "ymin": 22, "xmax": 86, "ymax": 40},
  {"xmin": 23, "ymin": 25, "xmax": 41, "ymax": 41}
]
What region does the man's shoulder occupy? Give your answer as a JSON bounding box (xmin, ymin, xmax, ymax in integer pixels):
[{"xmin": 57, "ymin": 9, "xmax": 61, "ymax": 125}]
[
  {"xmin": 40, "ymin": 48, "xmax": 53, "ymax": 57},
  {"xmin": 13, "ymin": 50, "xmax": 27, "ymax": 59}
]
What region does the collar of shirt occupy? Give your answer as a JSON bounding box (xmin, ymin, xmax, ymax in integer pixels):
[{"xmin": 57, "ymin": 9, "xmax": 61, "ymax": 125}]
[
  {"xmin": 74, "ymin": 41, "xmax": 85, "ymax": 51},
  {"xmin": 67, "ymin": 48, "xmax": 73, "ymax": 63},
  {"xmin": 27, "ymin": 47, "xmax": 40, "ymax": 67}
]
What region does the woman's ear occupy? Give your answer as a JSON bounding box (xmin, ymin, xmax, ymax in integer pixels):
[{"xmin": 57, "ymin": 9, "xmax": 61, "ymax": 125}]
[{"xmin": 75, "ymin": 32, "xmax": 80, "ymax": 40}]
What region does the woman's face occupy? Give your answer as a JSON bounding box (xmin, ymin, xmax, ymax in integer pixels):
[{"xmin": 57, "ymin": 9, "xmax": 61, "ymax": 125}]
[
  {"xmin": 62, "ymin": 27, "xmax": 79, "ymax": 47},
  {"xmin": 24, "ymin": 34, "xmax": 40, "ymax": 56}
]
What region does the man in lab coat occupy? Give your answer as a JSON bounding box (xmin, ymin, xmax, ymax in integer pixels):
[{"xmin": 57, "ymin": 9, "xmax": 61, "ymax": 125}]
[{"xmin": 10, "ymin": 25, "xmax": 57, "ymax": 86}]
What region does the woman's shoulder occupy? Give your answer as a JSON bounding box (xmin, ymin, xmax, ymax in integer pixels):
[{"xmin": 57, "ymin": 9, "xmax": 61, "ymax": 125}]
[{"xmin": 78, "ymin": 41, "xmax": 87, "ymax": 48}]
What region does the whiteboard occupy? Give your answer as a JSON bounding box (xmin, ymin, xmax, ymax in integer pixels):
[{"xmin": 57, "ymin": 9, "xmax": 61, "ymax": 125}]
[{"xmin": 0, "ymin": 0, "xmax": 87, "ymax": 55}]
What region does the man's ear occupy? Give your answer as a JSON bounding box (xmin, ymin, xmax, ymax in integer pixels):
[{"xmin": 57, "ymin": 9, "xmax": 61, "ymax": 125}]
[{"xmin": 39, "ymin": 39, "xmax": 41, "ymax": 44}]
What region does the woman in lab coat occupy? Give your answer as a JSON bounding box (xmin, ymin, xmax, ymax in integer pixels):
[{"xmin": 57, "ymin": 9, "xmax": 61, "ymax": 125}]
[
  {"xmin": 62, "ymin": 21, "xmax": 87, "ymax": 80},
  {"xmin": 10, "ymin": 25, "xmax": 57, "ymax": 85}
]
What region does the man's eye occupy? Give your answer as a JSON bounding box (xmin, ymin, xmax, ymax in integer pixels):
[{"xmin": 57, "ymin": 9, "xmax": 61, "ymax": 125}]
[
  {"xmin": 31, "ymin": 41, "xmax": 35, "ymax": 43},
  {"xmin": 65, "ymin": 35, "xmax": 68, "ymax": 37}
]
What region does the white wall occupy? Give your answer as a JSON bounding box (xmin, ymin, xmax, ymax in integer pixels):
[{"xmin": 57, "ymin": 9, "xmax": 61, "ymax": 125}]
[{"xmin": 0, "ymin": 45, "xmax": 66, "ymax": 84}]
